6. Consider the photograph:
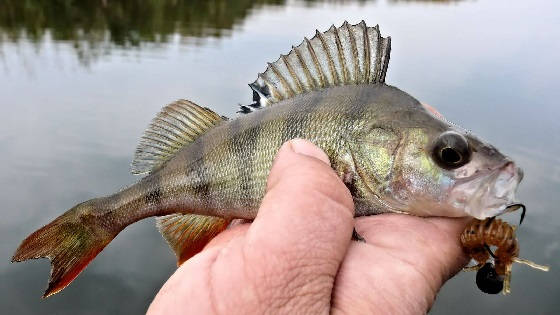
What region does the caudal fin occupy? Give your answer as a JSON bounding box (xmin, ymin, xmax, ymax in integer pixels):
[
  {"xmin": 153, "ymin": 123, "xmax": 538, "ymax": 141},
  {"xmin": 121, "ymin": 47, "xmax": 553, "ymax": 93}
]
[{"xmin": 11, "ymin": 200, "xmax": 117, "ymax": 298}]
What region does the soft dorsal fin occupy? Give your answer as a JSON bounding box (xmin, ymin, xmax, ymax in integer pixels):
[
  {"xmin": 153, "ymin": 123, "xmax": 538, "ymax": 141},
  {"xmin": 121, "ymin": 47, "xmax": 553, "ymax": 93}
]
[
  {"xmin": 156, "ymin": 214, "xmax": 231, "ymax": 265},
  {"xmin": 131, "ymin": 100, "xmax": 226, "ymax": 175},
  {"xmin": 241, "ymin": 20, "xmax": 391, "ymax": 113}
]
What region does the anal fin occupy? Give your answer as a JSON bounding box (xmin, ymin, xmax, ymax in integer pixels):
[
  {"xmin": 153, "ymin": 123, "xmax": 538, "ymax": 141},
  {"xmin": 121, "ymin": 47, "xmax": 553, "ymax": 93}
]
[{"xmin": 156, "ymin": 214, "xmax": 231, "ymax": 265}]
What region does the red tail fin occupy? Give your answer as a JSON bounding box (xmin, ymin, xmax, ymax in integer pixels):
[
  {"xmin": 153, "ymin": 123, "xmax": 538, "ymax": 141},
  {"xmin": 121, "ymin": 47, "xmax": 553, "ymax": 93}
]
[{"xmin": 12, "ymin": 201, "xmax": 117, "ymax": 298}]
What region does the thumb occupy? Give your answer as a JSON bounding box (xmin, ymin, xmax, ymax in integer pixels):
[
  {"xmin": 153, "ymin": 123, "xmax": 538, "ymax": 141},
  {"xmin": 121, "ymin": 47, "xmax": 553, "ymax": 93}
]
[{"xmin": 244, "ymin": 139, "xmax": 355, "ymax": 313}]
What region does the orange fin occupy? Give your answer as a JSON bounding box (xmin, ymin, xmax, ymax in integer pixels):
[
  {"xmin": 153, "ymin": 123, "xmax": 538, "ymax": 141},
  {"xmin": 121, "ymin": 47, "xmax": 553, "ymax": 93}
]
[
  {"xmin": 12, "ymin": 201, "xmax": 117, "ymax": 298},
  {"xmin": 156, "ymin": 214, "xmax": 230, "ymax": 265}
]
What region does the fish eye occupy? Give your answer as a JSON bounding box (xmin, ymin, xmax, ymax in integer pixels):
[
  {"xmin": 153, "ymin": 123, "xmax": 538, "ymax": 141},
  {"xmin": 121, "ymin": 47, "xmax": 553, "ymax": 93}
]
[
  {"xmin": 432, "ymin": 131, "xmax": 471, "ymax": 169},
  {"xmin": 475, "ymin": 262, "xmax": 504, "ymax": 294}
]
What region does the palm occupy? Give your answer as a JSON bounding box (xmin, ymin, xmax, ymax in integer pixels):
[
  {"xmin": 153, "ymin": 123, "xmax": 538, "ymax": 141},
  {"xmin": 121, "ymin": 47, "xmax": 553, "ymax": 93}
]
[{"xmin": 332, "ymin": 215, "xmax": 469, "ymax": 313}]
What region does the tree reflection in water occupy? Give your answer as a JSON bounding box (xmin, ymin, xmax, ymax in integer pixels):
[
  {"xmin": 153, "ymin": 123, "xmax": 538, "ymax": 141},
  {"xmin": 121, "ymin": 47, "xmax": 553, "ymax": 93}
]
[{"xmin": 0, "ymin": 0, "xmax": 464, "ymax": 64}]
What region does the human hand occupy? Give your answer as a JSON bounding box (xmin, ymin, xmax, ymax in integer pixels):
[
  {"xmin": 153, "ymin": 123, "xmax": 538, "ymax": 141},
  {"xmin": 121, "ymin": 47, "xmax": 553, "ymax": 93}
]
[{"xmin": 148, "ymin": 139, "xmax": 470, "ymax": 314}]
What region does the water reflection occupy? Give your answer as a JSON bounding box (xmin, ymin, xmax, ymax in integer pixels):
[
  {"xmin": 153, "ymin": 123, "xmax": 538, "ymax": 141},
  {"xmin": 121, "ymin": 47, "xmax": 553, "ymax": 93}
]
[
  {"xmin": 390, "ymin": 0, "xmax": 464, "ymax": 3},
  {"xmin": 0, "ymin": 0, "xmax": 469, "ymax": 65},
  {"xmin": 0, "ymin": 0, "xmax": 288, "ymax": 43},
  {"xmin": 0, "ymin": 0, "xmax": 293, "ymax": 64}
]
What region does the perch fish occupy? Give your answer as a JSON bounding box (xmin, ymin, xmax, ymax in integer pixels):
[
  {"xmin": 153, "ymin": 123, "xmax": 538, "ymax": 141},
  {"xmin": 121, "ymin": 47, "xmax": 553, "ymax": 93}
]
[{"xmin": 12, "ymin": 21, "xmax": 524, "ymax": 298}]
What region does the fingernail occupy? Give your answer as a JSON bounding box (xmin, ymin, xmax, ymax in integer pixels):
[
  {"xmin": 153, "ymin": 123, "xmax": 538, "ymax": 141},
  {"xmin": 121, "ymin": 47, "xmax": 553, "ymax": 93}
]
[{"xmin": 289, "ymin": 139, "xmax": 331, "ymax": 166}]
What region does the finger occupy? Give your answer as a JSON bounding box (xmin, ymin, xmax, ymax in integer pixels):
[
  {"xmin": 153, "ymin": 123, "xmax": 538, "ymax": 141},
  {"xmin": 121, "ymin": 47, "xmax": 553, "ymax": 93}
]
[
  {"xmin": 243, "ymin": 139, "xmax": 355, "ymax": 313},
  {"xmin": 331, "ymin": 215, "xmax": 470, "ymax": 314},
  {"xmin": 356, "ymin": 214, "xmax": 470, "ymax": 286},
  {"xmin": 424, "ymin": 216, "xmax": 472, "ymax": 278}
]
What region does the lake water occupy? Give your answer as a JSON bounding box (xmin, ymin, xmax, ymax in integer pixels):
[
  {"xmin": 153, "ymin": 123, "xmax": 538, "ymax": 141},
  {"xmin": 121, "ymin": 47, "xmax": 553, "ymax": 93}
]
[{"xmin": 1, "ymin": 0, "xmax": 559, "ymax": 314}]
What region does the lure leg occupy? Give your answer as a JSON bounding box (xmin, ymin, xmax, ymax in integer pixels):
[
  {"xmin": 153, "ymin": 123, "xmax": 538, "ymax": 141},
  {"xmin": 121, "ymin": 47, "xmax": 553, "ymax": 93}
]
[{"xmin": 463, "ymin": 263, "xmax": 485, "ymax": 272}]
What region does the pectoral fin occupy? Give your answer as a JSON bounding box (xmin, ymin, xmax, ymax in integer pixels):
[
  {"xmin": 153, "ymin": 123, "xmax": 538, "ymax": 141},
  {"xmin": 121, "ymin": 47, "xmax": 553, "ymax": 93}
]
[{"xmin": 156, "ymin": 214, "xmax": 231, "ymax": 265}]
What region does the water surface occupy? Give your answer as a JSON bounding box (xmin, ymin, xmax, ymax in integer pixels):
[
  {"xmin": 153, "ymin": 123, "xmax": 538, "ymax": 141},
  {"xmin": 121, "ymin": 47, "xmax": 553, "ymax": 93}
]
[{"xmin": 1, "ymin": 0, "xmax": 559, "ymax": 314}]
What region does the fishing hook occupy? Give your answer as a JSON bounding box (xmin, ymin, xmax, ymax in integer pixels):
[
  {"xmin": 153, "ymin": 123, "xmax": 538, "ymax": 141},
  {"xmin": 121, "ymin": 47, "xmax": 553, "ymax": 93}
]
[{"xmin": 505, "ymin": 203, "xmax": 526, "ymax": 225}]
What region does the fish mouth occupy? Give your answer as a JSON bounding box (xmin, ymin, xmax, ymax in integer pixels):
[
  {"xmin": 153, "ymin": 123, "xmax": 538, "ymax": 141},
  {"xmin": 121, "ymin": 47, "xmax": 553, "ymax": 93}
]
[{"xmin": 450, "ymin": 161, "xmax": 524, "ymax": 219}]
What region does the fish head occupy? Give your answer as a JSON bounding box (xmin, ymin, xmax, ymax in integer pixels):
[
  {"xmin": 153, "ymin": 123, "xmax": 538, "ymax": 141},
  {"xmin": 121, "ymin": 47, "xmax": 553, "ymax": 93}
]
[
  {"xmin": 436, "ymin": 131, "xmax": 524, "ymax": 219},
  {"xmin": 350, "ymin": 104, "xmax": 523, "ymax": 219}
]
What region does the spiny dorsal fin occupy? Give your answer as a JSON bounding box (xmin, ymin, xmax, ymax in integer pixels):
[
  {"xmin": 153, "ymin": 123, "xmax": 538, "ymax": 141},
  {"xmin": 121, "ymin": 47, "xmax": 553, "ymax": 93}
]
[
  {"xmin": 243, "ymin": 20, "xmax": 391, "ymax": 112},
  {"xmin": 156, "ymin": 214, "xmax": 231, "ymax": 265},
  {"xmin": 131, "ymin": 100, "xmax": 226, "ymax": 175}
]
